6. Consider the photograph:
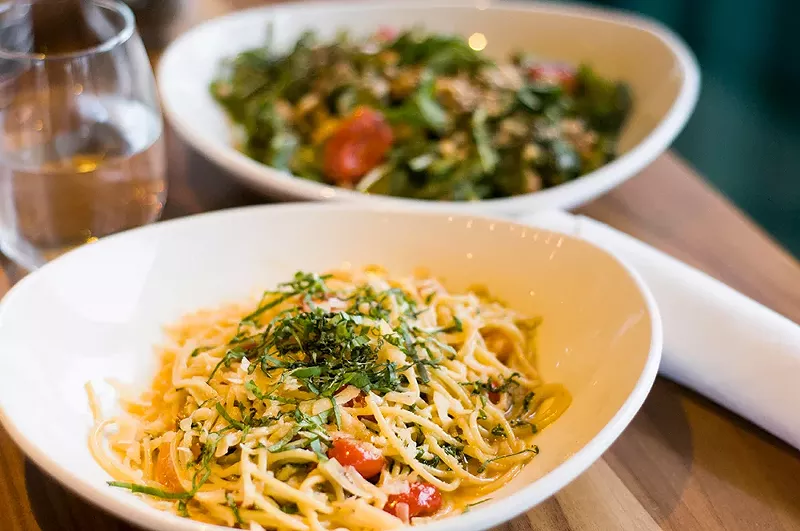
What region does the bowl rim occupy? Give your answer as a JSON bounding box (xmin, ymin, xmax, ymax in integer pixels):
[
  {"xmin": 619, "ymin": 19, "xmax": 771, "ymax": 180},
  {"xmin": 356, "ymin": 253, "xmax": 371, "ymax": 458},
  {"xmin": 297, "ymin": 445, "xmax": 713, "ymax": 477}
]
[
  {"xmin": 156, "ymin": 0, "xmax": 700, "ymax": 212},
  {"xmin": 0, "ymin": 203, "xmax": 663, "ymax": 531}
]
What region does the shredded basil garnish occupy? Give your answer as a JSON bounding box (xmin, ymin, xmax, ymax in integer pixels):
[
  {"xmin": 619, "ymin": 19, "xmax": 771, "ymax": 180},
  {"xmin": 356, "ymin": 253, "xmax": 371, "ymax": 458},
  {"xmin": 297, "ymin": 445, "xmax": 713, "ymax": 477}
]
[{"xmin": 477, "ymin": 447, "xmax": 539, "ymax": 473}]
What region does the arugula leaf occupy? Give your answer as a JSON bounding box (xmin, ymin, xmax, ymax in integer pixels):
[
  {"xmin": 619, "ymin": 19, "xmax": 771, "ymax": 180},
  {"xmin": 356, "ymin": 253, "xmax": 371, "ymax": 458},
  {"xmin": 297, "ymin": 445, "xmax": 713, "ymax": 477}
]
[
  {"xmin": 574, "ymin": 63, "xmax": 633, "ymax": 133},
  {"xmin": 472, "ymin": 107, "xmax": 498, "ymax": 174},
  {"xmin": 391, "ymin": 32, "xmax": 488, "ymax": 75},
  {"xmin": 517, "ymin": 87, "xmax": 542, "ymax": 112},
  {"xmin": 414, "ymin": 73, "xmax": 449, "ymax": 134},
  {"xmin": 385, "ymin": 73, "xmax": 449, "ymax": 135}
]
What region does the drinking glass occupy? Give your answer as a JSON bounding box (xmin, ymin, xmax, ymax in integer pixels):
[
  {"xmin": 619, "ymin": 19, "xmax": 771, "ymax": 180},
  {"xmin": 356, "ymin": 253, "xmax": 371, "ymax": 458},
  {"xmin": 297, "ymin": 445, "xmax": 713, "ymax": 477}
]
[{"xmin": 0, "ymin": 0, "xmax": 166, "ymax": 270}]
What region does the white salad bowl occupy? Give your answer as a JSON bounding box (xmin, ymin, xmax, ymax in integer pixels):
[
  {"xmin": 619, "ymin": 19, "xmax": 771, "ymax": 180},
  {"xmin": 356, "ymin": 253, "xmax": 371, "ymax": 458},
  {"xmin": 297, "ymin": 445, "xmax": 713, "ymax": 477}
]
[
  {"xmin": 158, "ymin": 0, "xmax": 699, "ymax": 216},
  {"xmin": 0, "ymin": 205, "xmax": 661, "ymax": 531}
]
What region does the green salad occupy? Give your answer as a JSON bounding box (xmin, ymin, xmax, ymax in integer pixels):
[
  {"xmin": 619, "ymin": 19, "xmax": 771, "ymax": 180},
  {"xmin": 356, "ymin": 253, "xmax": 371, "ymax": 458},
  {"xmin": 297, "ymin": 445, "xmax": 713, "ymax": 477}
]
[{"xmin": 211, "ymin": 27, "xmax": 633, "ymax": 201}]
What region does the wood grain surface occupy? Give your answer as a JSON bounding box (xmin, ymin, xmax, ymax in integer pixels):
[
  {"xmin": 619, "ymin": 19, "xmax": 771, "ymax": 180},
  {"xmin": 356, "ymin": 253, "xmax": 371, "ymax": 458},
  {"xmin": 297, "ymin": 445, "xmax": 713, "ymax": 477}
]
[{"xmin": 1, "ymin": 2, "xmax": 799, "ymax": 530}]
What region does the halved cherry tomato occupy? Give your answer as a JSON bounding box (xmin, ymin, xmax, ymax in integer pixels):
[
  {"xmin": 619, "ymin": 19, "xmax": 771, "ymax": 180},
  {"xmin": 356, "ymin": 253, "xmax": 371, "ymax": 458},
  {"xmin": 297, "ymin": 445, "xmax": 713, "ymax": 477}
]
[
  {"xmin": 154, "ymin": 443, "xmax": 183, "ymax": 493},
  {"xmin": 323, "ymin": 107, "xmax": 393, "ymax": 185},
  {"xmin": 384, "ymin": 482, "xmax": 443, "ymax": 518},
  {"xmin": 327, "ymin": 437, "xmax": 385, "ymax": 479},
  {"xmin": 527, "ymin": 64, "xmax": 577, "ymax": 93}
]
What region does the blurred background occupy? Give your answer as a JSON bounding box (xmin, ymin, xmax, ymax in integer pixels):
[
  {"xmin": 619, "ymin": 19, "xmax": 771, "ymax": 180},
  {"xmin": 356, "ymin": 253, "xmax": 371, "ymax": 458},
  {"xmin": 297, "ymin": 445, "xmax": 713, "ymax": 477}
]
[
  {"xmin": 128, "ymin": 0, "xmax": 800, "ymax": 257},
  {"xmin": 585, "ymin": 0, "xmax": 799, "ymax": 258}
]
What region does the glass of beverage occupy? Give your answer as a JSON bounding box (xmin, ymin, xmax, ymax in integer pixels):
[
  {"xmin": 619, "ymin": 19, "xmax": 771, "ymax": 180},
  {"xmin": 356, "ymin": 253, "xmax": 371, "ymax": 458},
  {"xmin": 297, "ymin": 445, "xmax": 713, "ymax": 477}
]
[{"xmin": 0, "ymin": 0, "xmax": 166, "ymax": 270}]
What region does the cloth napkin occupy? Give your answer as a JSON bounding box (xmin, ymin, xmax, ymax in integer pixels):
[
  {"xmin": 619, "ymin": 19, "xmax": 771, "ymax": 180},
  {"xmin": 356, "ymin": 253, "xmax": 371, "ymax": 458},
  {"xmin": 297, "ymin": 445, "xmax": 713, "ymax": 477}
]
[{"xmin": 518, "ymin": 210, "xmax": 800, "ymax": 450}]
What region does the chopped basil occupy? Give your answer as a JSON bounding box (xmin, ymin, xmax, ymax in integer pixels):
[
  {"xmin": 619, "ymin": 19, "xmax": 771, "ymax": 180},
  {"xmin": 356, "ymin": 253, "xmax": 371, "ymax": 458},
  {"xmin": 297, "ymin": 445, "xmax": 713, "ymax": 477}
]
[
  {"xmin": 463, "ymin": 498, "xmax": 492, "ymax": 513},
  {"xmin": 107, "ymin": 482, "xmax": 191, "ymax": 500},
  {"xmin": 477, "ymin": 447, "xmax": 539, "ymax": 473},
  {"xmin": 227, "ymin": 493, "xmax": 244, "ymax": 526}
]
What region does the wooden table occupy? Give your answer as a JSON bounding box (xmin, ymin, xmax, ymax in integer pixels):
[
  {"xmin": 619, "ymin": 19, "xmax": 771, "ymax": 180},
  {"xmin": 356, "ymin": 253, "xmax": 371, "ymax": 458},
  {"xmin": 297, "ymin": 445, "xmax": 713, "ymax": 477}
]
[{"xmin": 2, "ymin": 2, "xmax": 800, "ymax": 530}]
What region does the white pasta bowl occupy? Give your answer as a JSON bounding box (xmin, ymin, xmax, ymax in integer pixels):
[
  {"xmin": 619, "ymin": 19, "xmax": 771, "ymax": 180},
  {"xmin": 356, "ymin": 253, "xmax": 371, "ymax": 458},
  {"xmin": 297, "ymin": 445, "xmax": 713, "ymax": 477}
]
[
  {"xmin": 0, "ymin": 205, "xmax": 661, "ymax": 531},
  {"xmin": 158, "ymin": 0, "xmax": 699, "ymax": 215}
]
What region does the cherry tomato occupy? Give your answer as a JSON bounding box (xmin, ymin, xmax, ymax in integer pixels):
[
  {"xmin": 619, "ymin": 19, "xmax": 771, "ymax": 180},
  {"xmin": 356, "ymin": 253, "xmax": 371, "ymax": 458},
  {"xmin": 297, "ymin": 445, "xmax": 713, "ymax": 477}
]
[
  {"xmin": 154, "ymin": 443, "xmax": 183, "ymax": 493},
  {"xmin": 323, "ymin": 107, "xmax": 393, "ymax": 185},
  {"xmin": 327, "ymin": 437, "xmax": 385, "ymax": 479},
  {"xmin": 384, "ymin": 482, "xmax": 443, "ymax": 519},
  {"xmin": 527, "ymin": 64, "xmax": 577, "ymax": 93}
]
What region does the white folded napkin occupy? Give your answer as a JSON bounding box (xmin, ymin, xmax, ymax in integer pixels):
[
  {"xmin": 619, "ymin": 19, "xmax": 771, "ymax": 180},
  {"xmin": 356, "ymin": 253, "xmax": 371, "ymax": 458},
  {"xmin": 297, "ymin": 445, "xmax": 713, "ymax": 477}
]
[{"xmin": 519, "ymin": 210, "xmax": 800, "ymax": 450}]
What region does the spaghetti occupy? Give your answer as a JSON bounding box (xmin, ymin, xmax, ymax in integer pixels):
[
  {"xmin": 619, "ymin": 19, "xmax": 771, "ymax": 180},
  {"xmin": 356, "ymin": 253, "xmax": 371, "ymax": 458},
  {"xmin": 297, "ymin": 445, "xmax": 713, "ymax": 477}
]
[{"xmin": 89, "ymin": 267, "xmax": 570, "ymax": 530}]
